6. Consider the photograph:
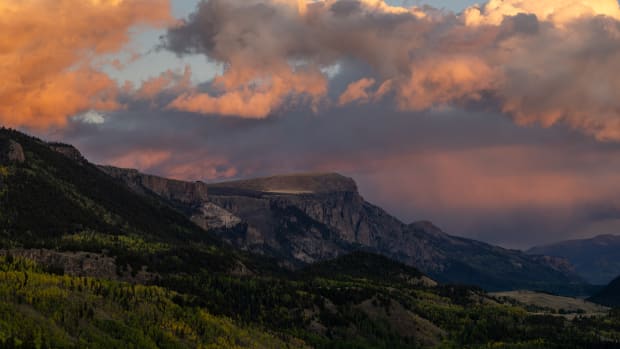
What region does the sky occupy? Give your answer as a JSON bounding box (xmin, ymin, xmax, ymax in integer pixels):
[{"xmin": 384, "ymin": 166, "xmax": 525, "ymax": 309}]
[{"xmin": 4, "ymin": 0, "xmax": 620, "ymax": 249}]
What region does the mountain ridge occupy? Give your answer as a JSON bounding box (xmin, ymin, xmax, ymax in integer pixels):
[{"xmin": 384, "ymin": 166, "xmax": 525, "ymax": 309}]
[
  {"xmin": 0, "ymin": 127, "xmax": 587, "ymax": 294},
  {"xmin": 528, "ymin": 234, "xmax": 620, "ymax": 285},
  {"xmin": 102, "ymin": 163, "xmax": 587, "ymax": 293},
  {"xmin": 209, "ymin": 172, "xmax": 358, "ymax": 194},
  {"xmin": 1, "ymin": 127, "xmax": 618, "ymax": 348}
]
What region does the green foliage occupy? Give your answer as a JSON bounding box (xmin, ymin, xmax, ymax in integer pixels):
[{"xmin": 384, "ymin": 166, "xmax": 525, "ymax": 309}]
[{"xmin": 0, "ymin": 256, "xmax": 297, "ymax": 349}]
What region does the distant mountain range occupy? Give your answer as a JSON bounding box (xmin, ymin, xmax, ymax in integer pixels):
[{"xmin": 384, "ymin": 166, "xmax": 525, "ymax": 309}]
[
  {"xmin": 103, "ymin": 163, "xmax": 587, "ymax": 294},
  {"xmin": 528, "ymin": 234, "xmax": 620, "ymax": 285}
]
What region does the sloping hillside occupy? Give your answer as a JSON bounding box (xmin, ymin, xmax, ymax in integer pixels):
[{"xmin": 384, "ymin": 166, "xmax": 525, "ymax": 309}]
[
  {"xmin": 0, "ymin": 128, "xmax": 251, "ymax": 276},
  {"xmin": 529, "ymin": 234, "xmax": 620, "ymax": 285},
  {"xmin": 590, "ymin": 275, "xmax": 620, "ymax": 307}
]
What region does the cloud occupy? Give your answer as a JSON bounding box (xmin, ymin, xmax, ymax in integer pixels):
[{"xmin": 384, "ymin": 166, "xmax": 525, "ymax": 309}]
[
  {"xmin": 338, "ymin": 78, "xmax": 376, "ymax": 105},
  {"xmin": 463, "ymin": 0, "xmax": 620, "ymax": 26},
  {"xmin": 109, "ymin": 149, "xmax": 173, "ymax": 170},
  {"xmin": 73, "ymin": 110, "xmax": 107, "ymax": 125},
  {"xmin": 163, "ymin": 0, "xmax": 620, "ymax": 141},
  {"xmin": 54, "ymin": 104, "xmax": 620, "ymax": 248},
  {"xmin": 167, "ymin": 65, "xmax": 327, "ymax": 117},
  {"xmin": 0, "ymin": 0, "xmax": 171, "ymax": 129},
  {"xmin": 134, "ymin": 66, "xmax": 193, "ymax": 101}
]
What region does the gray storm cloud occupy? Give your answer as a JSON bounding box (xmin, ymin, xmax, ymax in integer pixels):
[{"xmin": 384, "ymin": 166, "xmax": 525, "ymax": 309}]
[{"xmin": 162, "ymin": 0, "xmax": 620, "ymax": 141}]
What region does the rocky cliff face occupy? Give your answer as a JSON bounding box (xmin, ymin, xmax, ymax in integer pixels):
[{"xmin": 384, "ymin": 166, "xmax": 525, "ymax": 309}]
[
  {"xmin": 49, "ymin": 143, "xmax": 85, "ymax": 162},
  {"xmin": 97, "ymin": 166, "xmax": 585, "ymax": 292},
  {"xmin": 206, "ymin": 174, "xmax": 390, "ymax": 266},
  {"xmin": 100, "ymin": 166, "xmax": 209, "ymax": 205},
  {"xmin": 100, "ymin": 166, "xmax": 240, "ymax": 231},
  {"xmin": 0, "ymin": 139, "xmax": 25, "ymax": 164},
  {"xmin": 206, "ymin": 173, "xmax": 586, "ymax": 292}
]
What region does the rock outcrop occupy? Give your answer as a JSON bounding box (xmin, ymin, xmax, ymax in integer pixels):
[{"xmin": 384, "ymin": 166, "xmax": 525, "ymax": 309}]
[
  {"xmin": 98, "ymin": 167, "xmax": 586, "ymax": 292},
  {"xmin": 49, "ymin": 143, "xmax": 85, "ymax": 162},
  {"xmin": 191, "ymin": 202, "xmax": 242, "ymax": 230},
  {"xmin": 100, "ymin": 165, "xmax": 241, "ymax": 231},
  {"xmin": 206, "ymin": 173, "xmax": 586, "ymax": 292},
  {"xmin": 0, "ymin": 249, "xmax": 156, "ymax": 283},
  {"xmin": 100, "ymin": 166, "xmax": 209, "ymax": 205},
  {"xmin": 0, "ymin": 139, "xmax": 25, "ymax": 163}
]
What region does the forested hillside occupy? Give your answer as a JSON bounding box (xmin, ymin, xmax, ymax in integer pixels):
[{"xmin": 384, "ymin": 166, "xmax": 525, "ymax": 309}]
[{"xmin": 0, "ymin": 128, "xmax": 619, "ymax": 348}]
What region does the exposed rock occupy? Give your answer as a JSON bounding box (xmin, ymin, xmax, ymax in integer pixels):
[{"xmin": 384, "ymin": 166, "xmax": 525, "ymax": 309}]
[
  {"xmin": 49, "ymin": 142, "xmax": 85, "ymax": 162},
  {"xmin": 209, "ymin": 172, "xmax": 358, "ymax": 194},
  {"xmin": 206, "ymin": 173, "xmax": 586, "ymax": 293},
  {"xmin": 0, "ymin": 139, "xmax": 25, "ymax": 163},
  {"xmin": 0, "ymin": 249, "xmax": 157, "ymax": 283},
  {"xmin": 191, "ymin": 202, "xmax": 242, "ymax": 230},
  {"xmin": 100, "ymin": 165, "xmax": 208, "ymax": 205},
  {"xmin": 207, "ymin": 175, "xmax": 445, "ymax": 270},
  {"xmin": 208, "ymin": 173, "xmax": 386, "ymax": 247},
  {"xmin": 100, "ymin": 165, "xmax": 245, "ymax": 233},
  {"xmin": 96, "ymin": 167, "xmax": 585, "ymax": 292},
  {"xmin": 230, "ymin": 260, "xmax": 254, "ymax": 277}
]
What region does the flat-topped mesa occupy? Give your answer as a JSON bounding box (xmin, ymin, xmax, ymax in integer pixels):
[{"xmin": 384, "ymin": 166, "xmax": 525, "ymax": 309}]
[
  {"xmin": 208, "ymin": 172, "xmax": 358, "ymax": 195},
  {"xmin": 99, "ymin": 165, "xmax": 208, "ymax": 206}
]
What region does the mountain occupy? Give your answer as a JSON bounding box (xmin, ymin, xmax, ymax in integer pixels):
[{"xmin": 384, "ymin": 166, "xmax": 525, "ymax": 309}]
[
  {"xmin": 103, "ymin": 166, "xmax": 586, "ymax": 293},
  {"xmin": 0, "ymin": 128, "xmax": 256, "ymax": 277},
  {"xmin": 207, "ymin": 174, "xmax": 588, "ymax": 293},
  {"xmin": 1, "ymin": 127, "xmax": 619, "ymax": 348},
  {"xmin": 99, "ymin": 165, "xmax": 242, "ymax": 230},
  {"xmin": 590, "ymin": 275, "xmax": 620, "ymax": 307},
  {"xmin": 528, "ymin": 234, "xmax": 620, "ymax": 285}
]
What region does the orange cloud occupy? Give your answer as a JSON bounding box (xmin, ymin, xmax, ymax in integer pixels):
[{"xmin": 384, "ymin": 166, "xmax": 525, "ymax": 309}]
[
  {"xmin": 164, "ymin": 158, "xmax": 238, "ymax": 181},
  {"xmin": 395, "ymin": 57, "xmax": 498, "ymax": 111},
  {"xmin": 108, "ymin": 149, "xmax": 172, "ymax": 171},
  {"xmin": 135, "ymin": 66, "xmax": 192, "ymax": 101},
  {"xmin": 463, "ymin": 0, "xmax": 620, "ymax": 27},
  {"xmin": 168, "ymin": 65, "xmax": 327, "ymax": 118},
  {"xmin": 338, "ymin": 78, "xmax": 376, "ymax": 105},
  {"xmin": 0, "ymin": 0, "xmax": 171, "ymax": 129},
  {"xmin": 354, "ymin": 146, "xmax": 620, "ymax": 211},
  {"xmin": 165, "ymin": 0, "xmax": 620, "ymax": 141}
]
